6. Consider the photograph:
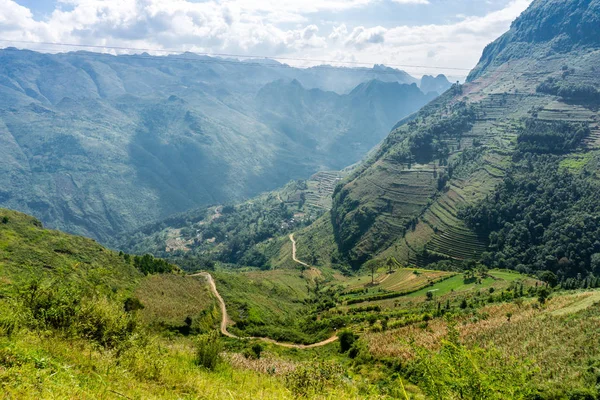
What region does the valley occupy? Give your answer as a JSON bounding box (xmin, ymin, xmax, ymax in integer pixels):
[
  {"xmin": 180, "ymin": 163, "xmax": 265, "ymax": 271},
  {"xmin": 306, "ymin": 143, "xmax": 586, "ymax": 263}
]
[
  {"xmin": 2, "ymin": 0, "xmax": 600, "ymax": 398},
  {"xmin": 0, "ymin": 50, "xmax": 439, "ymax": 242}
]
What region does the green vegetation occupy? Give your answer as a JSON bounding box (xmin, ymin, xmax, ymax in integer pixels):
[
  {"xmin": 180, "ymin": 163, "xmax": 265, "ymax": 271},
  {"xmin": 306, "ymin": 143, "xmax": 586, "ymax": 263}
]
[
  {"xmin": 516, "ymin": 119, "xmax": 590, "ymax": 153},
  {"xmin": 0, "ymin": 209, "xmax": 141, "ymax": 288},
  {"xmin": 410, "ymin": 325, "xmax": 536, "ymax": 399},
  {"xmin": 460, "ymin": 154, "xmax": 600, "ymax": 278},
  {"xmin": 4, "ymin": 0, "xmax": 600, "ymax": 398},
  {"xmin": 3, "ymin": 205, "xmax": 600, "ymax": 398},
  {"xmin": 195, "ymin": 331, "xmax": 223, "ymax": 370},
  {"xmin": 134, "ymin": 274, "xmax": 218, "ymax": 334},
  {"xmin": 289, "ymin": 0, "xmax": 600, "ymax": 284},
  {"xmin": 117, "ymin": 176, "xmax": 335, "ymax": 271},
  {"xmin": 537, "ymin": 76, "xmax": 600, "ymax": 104}
]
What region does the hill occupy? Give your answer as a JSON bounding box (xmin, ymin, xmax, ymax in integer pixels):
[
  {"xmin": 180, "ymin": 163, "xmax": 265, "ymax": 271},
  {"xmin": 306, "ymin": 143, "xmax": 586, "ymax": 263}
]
[
  {"xmin": 292, "ymin": 0, "xmax": 600, "ymax": 281},
  {"xmin": 3, "ymin": 212, "xmax": 600, "ymax": 398},
  {"xmin": 0, "ymin": 49, "xmax": 432, "ymax": 243}
]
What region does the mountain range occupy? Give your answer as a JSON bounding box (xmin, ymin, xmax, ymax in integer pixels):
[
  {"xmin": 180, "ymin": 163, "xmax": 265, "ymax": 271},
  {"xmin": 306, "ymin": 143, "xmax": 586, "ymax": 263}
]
[
  {"xmin": 117, "ymin": 0, "xmax": 600, "ymax": 281},
  {"xmin": 0, "ymin": 49, "xmax": 444, "ymax": 242}
]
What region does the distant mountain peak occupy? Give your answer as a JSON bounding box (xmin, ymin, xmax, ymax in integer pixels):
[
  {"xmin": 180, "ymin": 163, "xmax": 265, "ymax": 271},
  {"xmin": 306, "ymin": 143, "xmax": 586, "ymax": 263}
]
[
  {"xmin": 469, "ymin": 0, "xmax": 600, "ymax": 80},
  {"xmin": 419, "ymin": 74, "xmax": 452, "ymax": 95}
]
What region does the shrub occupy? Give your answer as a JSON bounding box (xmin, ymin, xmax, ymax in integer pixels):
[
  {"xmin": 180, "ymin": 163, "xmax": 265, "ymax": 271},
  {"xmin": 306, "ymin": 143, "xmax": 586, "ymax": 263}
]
[
  {"xmin": 285, "ymin": 361, "xmax": 344, "ymax": 397},
  {"xmin": 0, "ymin": 301, "xmax": 21, "ymax": 337},
  {"xmin": 124, "ymin": 296, "xmax": 145, "ymax": 312},
  {"xmin": 410, "ymin": 325, "xmax": 536, "ymax": 399},
  {"xmin": 251, "ymin": 343, "xmax": 263, "ymax": 359},
  {"xmin": 76, "ymin": 297, "xmax": 138, "ymax": 349},
  {"xmin": 338, "ymin": 330, "xmax": 356, "ymax": 353},
  {"xmin": 243, "ymin": 342, "xmax": 264, "ymax": 359},
  {"xmin": 18, "ymin": 280, "xmax": 81, "ymax": 331},
  {"xmin": 195, "ymin": 330, "xmax": 222, "ymax": 370}
]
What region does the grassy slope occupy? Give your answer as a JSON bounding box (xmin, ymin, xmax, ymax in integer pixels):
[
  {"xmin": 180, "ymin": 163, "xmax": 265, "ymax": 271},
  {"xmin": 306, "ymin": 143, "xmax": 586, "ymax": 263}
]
[
  {"xmin": 0, "ymin": 208, "xmax": 141, "ymax": 291},
  {"xmin": 0, "ymin": 207, "xmax": 391, "ymax": 399},
  {"xmin": 135, "ymin": 274, "xmax": 218, "ymax": 331},
  {"xmin": 364, "ymin": 290, "xmax": 600, "ymax": 395}
]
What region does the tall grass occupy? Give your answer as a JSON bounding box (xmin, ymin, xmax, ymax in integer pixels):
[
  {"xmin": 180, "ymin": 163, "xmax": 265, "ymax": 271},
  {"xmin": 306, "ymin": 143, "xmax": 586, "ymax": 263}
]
[{"xmin": 195, "ymin": 330, "xmax": 222, "ymax": 370}]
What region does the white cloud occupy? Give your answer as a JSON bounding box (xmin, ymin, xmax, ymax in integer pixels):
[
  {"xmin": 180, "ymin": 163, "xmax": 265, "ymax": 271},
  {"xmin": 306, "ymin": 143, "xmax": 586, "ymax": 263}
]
[
  {"xmin": 329, "ymin": 24, "xmax": 348, "ymax": 41},
  {"xmin": 0, "ymin": 0, "xmax": 533, "ymax": 77},
  {"xmin": 345, "ymin": 26, "xmax": 387, "ymax": 49}
]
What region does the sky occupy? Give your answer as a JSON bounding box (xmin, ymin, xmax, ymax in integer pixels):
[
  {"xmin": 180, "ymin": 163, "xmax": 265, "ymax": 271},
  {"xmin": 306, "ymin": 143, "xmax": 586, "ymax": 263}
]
[{"xmin": 0, "ymin": 0, "xmax": 533, "ymax": 78}]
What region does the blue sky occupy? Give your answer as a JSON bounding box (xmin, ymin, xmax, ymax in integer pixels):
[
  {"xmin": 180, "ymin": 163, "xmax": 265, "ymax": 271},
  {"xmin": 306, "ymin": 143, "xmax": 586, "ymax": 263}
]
[{"xmin": 2, "ymin": 0, "xmax": 532, "ymax": 78}]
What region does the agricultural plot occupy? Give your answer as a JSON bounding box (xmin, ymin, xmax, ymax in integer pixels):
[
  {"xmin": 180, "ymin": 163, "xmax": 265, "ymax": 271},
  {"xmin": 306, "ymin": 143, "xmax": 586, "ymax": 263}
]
[
  {"xmin": 303, "ymin": 171, "xmax": 344, "ymax": 210},
  {"xmin": 342, "ymin": 268, "xmax": 453, "ymax": 293}
]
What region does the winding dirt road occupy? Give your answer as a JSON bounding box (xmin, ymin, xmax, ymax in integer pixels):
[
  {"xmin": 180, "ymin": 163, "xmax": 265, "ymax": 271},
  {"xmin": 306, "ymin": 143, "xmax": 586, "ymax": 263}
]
[
  {"xmin": 191, "ymin": 234, "xmax": 338, "ymax": 349},
  {"xmin": 289, "ymin": 233, "xmax": 309, "ymax": 267}
]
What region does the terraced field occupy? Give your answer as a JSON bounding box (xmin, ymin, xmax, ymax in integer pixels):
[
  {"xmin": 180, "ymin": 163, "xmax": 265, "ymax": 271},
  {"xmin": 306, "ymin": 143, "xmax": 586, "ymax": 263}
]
[
  {"xmin": 304, "ymin": 171, "xmax": 344, "ymax": 209},
  {"xmin": 342, "ymin": 268, "xmax": 453, "ymax": 293}
]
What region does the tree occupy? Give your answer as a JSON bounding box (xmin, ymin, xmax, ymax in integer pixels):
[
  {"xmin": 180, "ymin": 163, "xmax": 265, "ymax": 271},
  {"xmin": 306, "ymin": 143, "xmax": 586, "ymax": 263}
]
[
  {"xmin": 591, "ymin": 253, "xmax": 600, "ymax": 274},
  {"xmin": 538, "ymin": 271, "xmax": 558, "ymax": 288},
  {"xmin": 426, "ymin": 291, "xmax": 434, "ymax": 301},
  {"xmin": 386, "ymin": 257, "xmax": 400, "ymax": 274},
  {"xmin": 538, "ymin": 288, "xmax": 550, "ymax": 305},
  {"xmin": 364, "ymin": 260, "xmax": 379, "ymax": 285}
]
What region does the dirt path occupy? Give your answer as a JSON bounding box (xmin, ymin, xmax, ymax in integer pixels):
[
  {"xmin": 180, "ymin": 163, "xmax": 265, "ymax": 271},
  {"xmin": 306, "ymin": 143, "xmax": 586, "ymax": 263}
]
[
  {"xmin": 289, "ymin": 233, "xmax": 309, "ymax": 267},
  {"xmin": 193, "ymin": 271, "xmax": 338, "ymax": 349}
]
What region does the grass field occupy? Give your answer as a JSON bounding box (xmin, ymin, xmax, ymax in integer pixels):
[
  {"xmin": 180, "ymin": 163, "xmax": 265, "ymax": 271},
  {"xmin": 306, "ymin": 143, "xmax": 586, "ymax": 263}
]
[
  {"xmin": 135, "ymin": 274, "xmax": 218, "ymax": 332},
  {"xmin": 363, "ymin": 289, "xmax": 600, "ymax": 395}
]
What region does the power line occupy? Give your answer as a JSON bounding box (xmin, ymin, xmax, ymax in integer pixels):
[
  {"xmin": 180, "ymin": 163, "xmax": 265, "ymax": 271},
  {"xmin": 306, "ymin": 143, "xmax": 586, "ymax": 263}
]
[
  {"xmin": 0, "ymin": 45, "xmax": 466, "ymax": 78},
  {"xmin": 0, "ymin": 39, "xmax": 472, "ymax": 72}
]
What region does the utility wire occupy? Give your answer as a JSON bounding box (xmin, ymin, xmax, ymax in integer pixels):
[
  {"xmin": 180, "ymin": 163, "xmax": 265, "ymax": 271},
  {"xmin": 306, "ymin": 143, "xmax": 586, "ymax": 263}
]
[{"xmin": 0, "ymin": 39, "xmax": 472, "ymax": 73}]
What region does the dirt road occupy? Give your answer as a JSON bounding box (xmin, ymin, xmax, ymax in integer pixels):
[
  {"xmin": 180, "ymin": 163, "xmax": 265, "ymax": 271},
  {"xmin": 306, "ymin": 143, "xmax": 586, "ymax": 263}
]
[
  {"xmin": 289, "ymin": 233, "xmax": 309, "ymax": 267},
  {"xmin": 194, "ymin": 271, "xmax": 338, "ymax": 349}
]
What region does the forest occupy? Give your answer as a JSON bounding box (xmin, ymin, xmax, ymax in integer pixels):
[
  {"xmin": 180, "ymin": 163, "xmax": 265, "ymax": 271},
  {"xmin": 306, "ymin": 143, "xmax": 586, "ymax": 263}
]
[{"xmin": 460, "ymin": 153, "xmax": 600, "ymax": 279}]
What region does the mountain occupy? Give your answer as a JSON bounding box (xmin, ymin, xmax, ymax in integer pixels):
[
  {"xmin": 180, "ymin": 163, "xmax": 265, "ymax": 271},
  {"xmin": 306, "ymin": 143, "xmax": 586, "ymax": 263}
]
[
  {"xmin": 419, "ymin": 74, "xmax": 453, "ymax": 95},
  {"xmin": 0, "ymin": 49, "xmax": 432, "ymax": 242},
  {"xmin": 255, "ymin": 79, "xmax": 435, "ymax": 165},
  {"xmin": 293, "ymin": 0, "xmax": 600, "ymax": 278},
  {"xmin": 292, "ymin": 64, "xmax": 418, "ymax": 94},
  {"xmin": 113, "ymin": 168, "xmax": 349, "ymax": 270},
  {"xmin": 468, "ymin": 0, "xmax": 600, "ymax": 81}
]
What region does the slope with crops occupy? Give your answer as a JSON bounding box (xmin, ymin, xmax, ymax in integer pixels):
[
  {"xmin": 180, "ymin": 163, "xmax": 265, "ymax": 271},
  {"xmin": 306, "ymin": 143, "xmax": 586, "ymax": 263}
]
[{"xmin": 294, "ymin": 0, "xmax": 600, "ymax": 280}]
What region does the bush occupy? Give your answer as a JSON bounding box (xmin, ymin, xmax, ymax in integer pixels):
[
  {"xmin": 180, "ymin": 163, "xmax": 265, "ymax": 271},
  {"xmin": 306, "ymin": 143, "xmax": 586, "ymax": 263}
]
[
  {"xmin": 285, "ymin": 361, "xmax": 344, "ymax": 398},
  {"xmin": 338, "ymin": 330, "xmax": 356, "ymax": 353},
  {"xmin": 18, "ymin": 280, "xmax": 81, "ymax": 331},
  {"xmin": 195, "ymin": 330, "xmax": 222, "ymax": 370},
  {"xmin": 124, "ymin": 296, "xmax": 145, "ymax": 312},
  {"xmin": 0, "ymin": 301, "xmax": 20, "ymax": 337},
  {"xmin": 410, "ymin": 325, "xmax": 536, "ymax": 399},
  {"xmin": 243, "ymin": 343, "xmax": 264, "ymax": 359},
  {"xmin": 76, "ymin": 297, "xmax": 138, "ymax": 349}
]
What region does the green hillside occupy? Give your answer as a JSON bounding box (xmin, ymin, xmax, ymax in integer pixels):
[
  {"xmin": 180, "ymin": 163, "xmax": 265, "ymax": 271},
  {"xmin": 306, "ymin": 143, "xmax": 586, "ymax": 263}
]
[
  {"xmin": 0, "ymin": 208, "xmax": 141, "ymax": 288},
  {"xmin": 0, "ymin": 49, "xmax": 433, "ymax": 243},
  {"xmin": 115, "ymin": 169, "xmax": 348, "ymax": 270},
  {"xmin": 296, "ymin": 0, "xmax": 600, "ymax": 279}
]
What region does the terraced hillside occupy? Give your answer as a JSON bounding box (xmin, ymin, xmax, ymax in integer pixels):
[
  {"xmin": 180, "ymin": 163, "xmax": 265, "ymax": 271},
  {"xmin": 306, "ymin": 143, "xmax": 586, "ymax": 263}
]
[
  {"xmin": 303, "ymin": 171, "xmax": 344, "ymax": 210},
  {"xmin": 295, "ymin": 0, "xmax": 600, "ymax": 270}
]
